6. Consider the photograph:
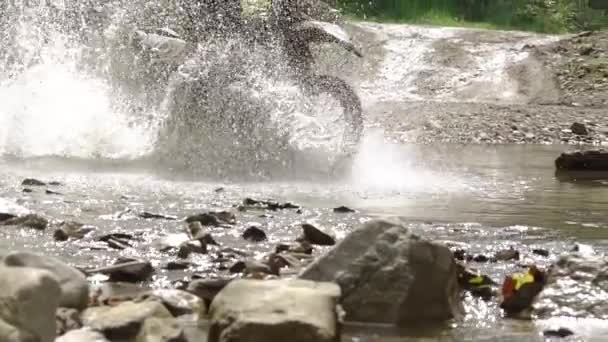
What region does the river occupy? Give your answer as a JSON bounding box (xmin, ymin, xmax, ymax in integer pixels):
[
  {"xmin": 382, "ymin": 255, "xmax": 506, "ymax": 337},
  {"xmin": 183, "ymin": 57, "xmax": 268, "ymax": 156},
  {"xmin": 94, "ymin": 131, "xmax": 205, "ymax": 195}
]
[{"xmin": 1, "ymin": 2, "xmax": 608, "ymax": 341}]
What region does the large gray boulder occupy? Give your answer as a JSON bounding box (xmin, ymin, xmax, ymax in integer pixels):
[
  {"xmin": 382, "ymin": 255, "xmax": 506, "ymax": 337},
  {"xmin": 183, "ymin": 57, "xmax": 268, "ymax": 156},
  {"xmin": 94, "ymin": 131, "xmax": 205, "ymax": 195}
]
[
  {"xmin": 3, "ymin": 252, "xmax": 89, "ymax": 310},
  {"xmin": 535, "ymin": 252, "xmax": 608, "ymax": 319},
  {"xmin": 0, "ymin": 266, "xmax": 61, "ymax": 342},
  {"xmin": 208, "ymin": 279, "xmax": 342, "ymax": 342},
  {"xmin": 299, "ymin": 219, "xmax": 462, "ymax": 325}
]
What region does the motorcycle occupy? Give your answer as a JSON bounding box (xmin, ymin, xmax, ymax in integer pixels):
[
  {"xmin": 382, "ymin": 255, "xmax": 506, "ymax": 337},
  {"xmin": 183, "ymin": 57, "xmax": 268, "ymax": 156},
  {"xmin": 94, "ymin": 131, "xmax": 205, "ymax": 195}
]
[
  {"xmin": 150, "ymin": 0, "xmax": 365, "ymax": 172},
  {"xmin": 3, "ymin": 0, "xmax": 365, "ymax": 177}
]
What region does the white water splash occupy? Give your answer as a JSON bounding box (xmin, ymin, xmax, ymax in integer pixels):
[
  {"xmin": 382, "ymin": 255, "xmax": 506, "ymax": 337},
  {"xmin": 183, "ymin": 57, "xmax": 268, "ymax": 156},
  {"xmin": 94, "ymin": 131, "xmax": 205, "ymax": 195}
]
[
  {"xmin": 0, "ymin": 62, "xmax": 157, "ymax": 159},
  {"xmin": 0, "ymin": 14, "xmax": 160, "ymax": 160},
  {"xmin": 348, "ymin": 129, "xmax": 468, "ymax": 195}
]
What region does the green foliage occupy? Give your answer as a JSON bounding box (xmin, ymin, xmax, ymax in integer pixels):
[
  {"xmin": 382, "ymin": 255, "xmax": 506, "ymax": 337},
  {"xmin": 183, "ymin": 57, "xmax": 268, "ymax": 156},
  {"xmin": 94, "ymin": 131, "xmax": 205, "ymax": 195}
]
[{"xmin": 336, "ymin": 0, "xmax": 608, "ymax": 33}]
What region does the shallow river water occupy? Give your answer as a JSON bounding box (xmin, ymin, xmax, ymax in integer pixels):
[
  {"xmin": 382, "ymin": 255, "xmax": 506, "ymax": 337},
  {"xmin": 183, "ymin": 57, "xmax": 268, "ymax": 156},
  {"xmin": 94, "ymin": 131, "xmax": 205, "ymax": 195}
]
[
  {"xmin": 1, "ymin": 142, "xmax": 607, "ymax": 341},
  {"xmin": 1, "ymin": 5, "xmax": 608, "ymax": 340}
]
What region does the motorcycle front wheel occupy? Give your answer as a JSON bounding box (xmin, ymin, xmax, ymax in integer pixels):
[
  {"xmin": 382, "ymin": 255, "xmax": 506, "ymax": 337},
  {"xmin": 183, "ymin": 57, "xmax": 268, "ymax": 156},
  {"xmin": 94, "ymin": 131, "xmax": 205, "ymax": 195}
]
[{"xmin": 300, "ymin": 74, "xmax": 363, "ymax": 154}]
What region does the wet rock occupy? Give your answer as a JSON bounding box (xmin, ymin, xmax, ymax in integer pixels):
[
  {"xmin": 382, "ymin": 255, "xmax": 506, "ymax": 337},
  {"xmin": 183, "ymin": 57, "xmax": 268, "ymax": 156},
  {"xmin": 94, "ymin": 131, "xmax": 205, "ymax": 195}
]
[
  {"xmin": 87, "ymin": 259, "xmax": 154, "ymax": 283},
  {"xmin": 138, "ymin": 212, "xmax": 178, "ymax": 220},
  {"xmin": 555, "ymin": 149, "xmax": 608, "ymax": 171},
  {"xmin": 82, "ymin": 301, "xmax": 172, "ymax": 341},
  {"xmin": 535, "ymin": 252, "xmax": 608, "ymax": 319},
  {"xmin": 188, "ymin": 222, "xmax": 219, "ymax": 246},
  {"xmin": 96, "ymin": 233, "xmax": 134, "ymax": 250},
  {"xmin": 268, "ymin": 253, "xmax": 302, "ymax": 271},
  {"xmin": 228, "ymin": 260, "xmax": 277, "ymax": 276},
  {"xmin": 543, "ymin": 328, "xmax": 575, "ymax": 338},
  {"xmin": 300, "ymin": 219, "xmax": 462, "ymax": 324},
  {"xmin": 0, "ymin": 266, "xmax": 61, "ymax": 342},
  {"xmin": 3, "ymin": 252, "xmax": 89, "ymax": 310},
  {"xmin": 472, "ymin": 254, "xmax": 490, "ymax": 263},
  {"xmin": 136, "ymin": 289, "xmax": 203, "ymax": 317},
  {"xmin": 495, "ymin": 248, "xmax": 520, "ymax": 261},
  {"xmin": 56, "ymin": 308, "xmax": 82, "ymax": 336},
  {"xmin": 208, "ymin": 279, "xmax": 341, "ymax": 342},
  {"xmin": 136, "ymin": 317, "xmax": 187, "ymax": 342},
  {"xmin": 276, "ymin": 241, "xmax": 314, "ymax": 255},
  {"xmin": 452, "ymin": 249, "xmax": 469, "ymax": 261},
  {"xmin": 300, "ymin": 223, "xmax": 335, "ymax": 246},
  {"xmin": 1, "ymin": 214, "xmax": 48, "ymax": 230},
  {"xmin": 53, "ymin": 221, "xmax": 96, "ymax": 241},
  {"xmin": 164, "ymin": 260, "xmax": 193, "ymax": 270},
  {"xmin": 187, "ymin": 278, "xmax": 232, "ymax": 310},
  {"xmin": 56, "ymin": 328, "xmax": 109, "ymax": 342},
  {"xmin": 21, "ymin": 178, "xmax": 46, "ymax": 186},
  {"xmin": 333, "ymin": 206, "xmax": 355, "ymax": 213},
  {"xmin": 240, "ymin": 198, "xmax": 300, "ymax": 211},
  {"xmin": 570, "ymin": 122, "xmax": 588, "ymax": 135},
  {"xmin": 178, "ymin": 242, "xmax": 207, "ymax": 259},
  {"xmin": 532, "ymin": 248, "xmax": 550, "ymax": 257},
  {"xmin": 242, "ymin": 226, "xmax": 267, "ymax": 242},
  {"xmin": 0, "ymin": 212, "xmax": 17, "ymax": 222},
  {"xmin": 186, "ymin": 211, "xmax": 235, "ymax": 227}
]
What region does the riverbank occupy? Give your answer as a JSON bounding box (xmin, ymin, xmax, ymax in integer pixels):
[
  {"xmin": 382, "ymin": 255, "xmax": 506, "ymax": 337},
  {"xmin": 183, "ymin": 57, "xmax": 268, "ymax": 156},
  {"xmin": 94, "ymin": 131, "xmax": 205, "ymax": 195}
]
[{"xmin": 318, "ymin": 23, "xmax": 608, "ymax": 146}]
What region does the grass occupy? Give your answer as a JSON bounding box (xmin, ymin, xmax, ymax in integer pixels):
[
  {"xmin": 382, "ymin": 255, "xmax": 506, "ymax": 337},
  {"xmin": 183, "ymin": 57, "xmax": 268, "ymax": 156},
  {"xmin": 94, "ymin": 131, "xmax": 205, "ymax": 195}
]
[
  {"xmin": 336, "ymin": 0, "xmax": 606, "ymax": 34},
  {"xmin": 345, "ymin": 9, "xmax": 503, "ymax": 31}
]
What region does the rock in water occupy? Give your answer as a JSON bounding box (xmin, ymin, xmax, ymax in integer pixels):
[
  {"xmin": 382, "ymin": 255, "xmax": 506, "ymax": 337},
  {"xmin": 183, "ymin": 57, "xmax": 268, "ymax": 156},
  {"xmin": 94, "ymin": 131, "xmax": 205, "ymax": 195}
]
[
  {"xmin": 299, "ymin": 219, "xmax": 462, "ymax": 325},
  {"xmin": 242, "ymin": 226, "xmax": 267, "ymax": 242},
  {"xmin": 208, "ymin": 279, "xmax": 341, "ymax": 342},
  {"xmin": 3, "ymin": 252, "xmax": 89, "ymax": 310},
  {"xmin": 186, "ymin": 278, "xmax": 232, "ymax": 310},
  {"xmin": 570, "ymin": 122, "xmax": 588, "ymax": 135},
  {"xmin": 56, "ymin": 328, "xmax": 109, "ymax": 342},
  {"xmin": 21, "ymin": 178, "xmax": 46, "ymax": 186},
  {"xmin": 555, "ymin": 149, "xmax": 608, "ymax": 171},
  {"xmin": 82, "ymin": 301, "xmax": 173, "ymax": 341},
  {"xmin": 1, "ymin": 214, "xmax": 48, "ymax": 230},
  {"xmin": 301, "ymin": 224, "xmax": 335, "ymax": 246},
  {"xmin": 0, "ymin": 266, "xmax": 61, "ymax": 342}
]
